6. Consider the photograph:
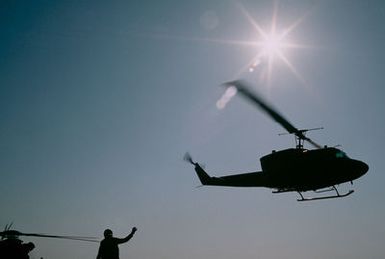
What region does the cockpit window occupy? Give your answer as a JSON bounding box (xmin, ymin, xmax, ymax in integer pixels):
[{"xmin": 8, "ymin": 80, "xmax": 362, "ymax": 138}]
[{"xmin": 336, "ymin": 151, "xmax": 347, "ymax": 158}]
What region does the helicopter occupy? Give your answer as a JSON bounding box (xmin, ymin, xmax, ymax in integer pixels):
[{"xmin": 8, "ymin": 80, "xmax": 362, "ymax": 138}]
[
  {"xmin": 0, "ymin": 223, "xmax": 99, "ymax": 258},
  {"xmin": 185, "ymin": 80, "xmax": 369, "ymax": 201}
]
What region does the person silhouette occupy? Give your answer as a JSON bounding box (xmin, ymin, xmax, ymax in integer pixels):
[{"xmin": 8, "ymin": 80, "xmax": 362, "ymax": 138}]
[
  {"xmin": 21, "ymin": 242, "xmax": 35, "ymax": 259},
  {"xmin": 96, "ymin": 227, "xmax": 137, "ymax": 259}
]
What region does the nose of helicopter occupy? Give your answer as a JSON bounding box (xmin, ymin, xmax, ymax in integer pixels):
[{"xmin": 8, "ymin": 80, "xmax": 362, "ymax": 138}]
[{"xmin": 354, "ymin": 160, "xmax": 369, "ymax": 179}]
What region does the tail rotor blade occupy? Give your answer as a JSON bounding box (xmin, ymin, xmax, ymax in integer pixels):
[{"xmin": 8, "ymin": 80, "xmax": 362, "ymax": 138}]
[{"xmin": 184, "ymin": 153, "xmax": 196, "ymax": 165}]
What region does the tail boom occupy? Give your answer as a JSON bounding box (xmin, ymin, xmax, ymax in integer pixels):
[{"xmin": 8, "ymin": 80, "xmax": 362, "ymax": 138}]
[{"xmin": 193, "ymin": 163, "xmax": 266, "ymax": 187}]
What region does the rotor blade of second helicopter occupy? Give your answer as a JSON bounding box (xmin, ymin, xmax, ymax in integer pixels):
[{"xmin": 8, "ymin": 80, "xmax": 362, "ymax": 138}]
[{"xmin": 22, "ymin": 233, "xmax": 99, "ymax": 242}]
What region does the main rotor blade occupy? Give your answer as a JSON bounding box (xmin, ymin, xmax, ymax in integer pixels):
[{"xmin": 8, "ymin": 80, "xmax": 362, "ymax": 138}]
[
  {"xmin": 303, "ymin": 137, "xmax": 322, "ymax": 149},
  {"xmin": 223, "ymin": 80, "xmax": 321, "ymax": 149}
]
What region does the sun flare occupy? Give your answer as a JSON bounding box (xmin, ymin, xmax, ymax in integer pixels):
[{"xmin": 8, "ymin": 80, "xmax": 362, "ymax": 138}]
[
  {"xmin": 211, "ymin": 3, "xmax": 314, "ymax": 109},
  {"xmin": 237, "ymin": 3, "xmax": 312, "ymax": 87},
  {"xmin": 261, "ymin": 32, "xmax": 284, "ymax": 58}
]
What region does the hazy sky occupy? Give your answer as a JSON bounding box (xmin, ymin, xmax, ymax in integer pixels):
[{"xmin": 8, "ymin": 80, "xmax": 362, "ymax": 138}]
[{"xmin": 1, "ymin": 0, "xmax": 385, "ymax": 258}]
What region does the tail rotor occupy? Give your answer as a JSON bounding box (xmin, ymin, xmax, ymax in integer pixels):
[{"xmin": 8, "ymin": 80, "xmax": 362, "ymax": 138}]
[{"xmin": 184, "ymin": 152, "xmax": 196, "ymax": 166}]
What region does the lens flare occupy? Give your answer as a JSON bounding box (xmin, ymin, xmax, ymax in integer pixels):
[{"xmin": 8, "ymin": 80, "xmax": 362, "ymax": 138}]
[
  {"xmin": 261, "ymin": 33, "xmax": 283, "ymax": 58},
  {"xmin": 236, "ymin": 3, "xmax": 312, "ymax": 87},
  {"xmin": 216, "ymin": 86, "xmax": 238, "ymax": 110}
]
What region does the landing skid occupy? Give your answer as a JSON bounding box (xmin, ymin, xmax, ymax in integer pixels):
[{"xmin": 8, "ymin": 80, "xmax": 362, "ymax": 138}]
[{"xmin": 297, "ymin": 186, "xmax": 354, "ymax": 202}]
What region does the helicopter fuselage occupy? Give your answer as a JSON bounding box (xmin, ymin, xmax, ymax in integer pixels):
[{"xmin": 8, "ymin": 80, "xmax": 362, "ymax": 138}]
[
  {"xmin": 260, "ymin": 147, "xmax": 368, "ymax": 191},
  {"xmin": 190, "ymin": 147, "xmax": 368, "ymax": 193}
]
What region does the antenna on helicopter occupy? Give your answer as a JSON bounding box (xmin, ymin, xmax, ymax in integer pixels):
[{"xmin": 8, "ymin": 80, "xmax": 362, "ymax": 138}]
[{"xmin": 1, "ymin": 223, "xmax": 13, "ymax": 240}]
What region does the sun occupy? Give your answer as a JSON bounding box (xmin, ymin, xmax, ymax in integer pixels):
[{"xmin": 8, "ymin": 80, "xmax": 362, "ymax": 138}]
[
  {"xmin": 247, "ymin": 30, "xmax": 288, "ymax": 73},
  {"xmin": 212, "ymin": 3, "xmax": 314, "ymax": 109},
  {"xmin": 261, "ymin": 32, "xmax": 284, "ymax": 58},
  {"xmin": 238, "ymin": 3, "xmax": 311, "ymax": 87}
]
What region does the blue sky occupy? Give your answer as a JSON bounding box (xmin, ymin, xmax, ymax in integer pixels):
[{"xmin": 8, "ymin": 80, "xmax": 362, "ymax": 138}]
[{"xmin": 1, "ymin": 1, "xmax": 385, "ymax": 258}]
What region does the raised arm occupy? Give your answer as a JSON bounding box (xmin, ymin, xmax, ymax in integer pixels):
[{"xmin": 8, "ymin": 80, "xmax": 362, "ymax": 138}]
[{"xmin": 117, "ymin": 227, "xmax": 137, "ymax": 244}]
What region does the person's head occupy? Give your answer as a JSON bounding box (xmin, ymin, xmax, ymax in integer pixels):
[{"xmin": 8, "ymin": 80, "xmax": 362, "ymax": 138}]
[
  {"xmin": 103, "ymin": 229, "xmax": 113, "ymax": 238},
  {"xmin": 25, "ymin": 242, "xmax": 35, "ymax": 252}
]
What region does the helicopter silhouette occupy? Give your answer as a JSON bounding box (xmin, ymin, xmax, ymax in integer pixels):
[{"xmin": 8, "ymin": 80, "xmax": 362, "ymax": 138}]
[
  {"xmin": 0, "ymin": 223, "xmax": 99, "ymax": 259},
  {"xmin": 185, "ymin": 80, "xmax": 369, "ymax": 201}
]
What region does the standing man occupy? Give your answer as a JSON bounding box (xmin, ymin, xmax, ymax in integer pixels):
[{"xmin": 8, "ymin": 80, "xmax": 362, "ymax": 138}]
[{"xmin": 96, "ymin": 227, "xmax": 137, "ymax": 259}]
